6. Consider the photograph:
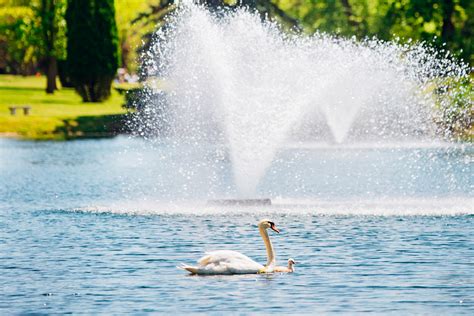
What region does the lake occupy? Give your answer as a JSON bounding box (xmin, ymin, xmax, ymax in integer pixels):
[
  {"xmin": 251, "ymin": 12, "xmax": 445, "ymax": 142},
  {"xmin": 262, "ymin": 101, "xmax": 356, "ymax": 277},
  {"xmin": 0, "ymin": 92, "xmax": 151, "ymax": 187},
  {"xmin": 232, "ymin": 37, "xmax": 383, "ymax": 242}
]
[{"xmin": 1, "ymin": 137, "xmax": 473, "ymax": 314}]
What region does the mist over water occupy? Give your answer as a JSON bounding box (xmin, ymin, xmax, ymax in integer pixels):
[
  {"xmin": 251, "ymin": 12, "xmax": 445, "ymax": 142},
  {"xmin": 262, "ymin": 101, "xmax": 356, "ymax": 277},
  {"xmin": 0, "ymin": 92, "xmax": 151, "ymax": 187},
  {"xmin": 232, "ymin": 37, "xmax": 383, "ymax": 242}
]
[{"xmin": 137, "ymin": 3, "xmax": 471, "ymax": 198}]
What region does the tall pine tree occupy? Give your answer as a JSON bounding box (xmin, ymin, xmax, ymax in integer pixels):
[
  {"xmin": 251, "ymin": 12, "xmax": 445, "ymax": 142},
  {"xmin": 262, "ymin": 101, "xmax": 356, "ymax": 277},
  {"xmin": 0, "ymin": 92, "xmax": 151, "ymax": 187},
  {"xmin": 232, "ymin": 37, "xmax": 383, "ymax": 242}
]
[{"xmin": 66, "ymin": 0, "xmax": 119, "ymax": 102}]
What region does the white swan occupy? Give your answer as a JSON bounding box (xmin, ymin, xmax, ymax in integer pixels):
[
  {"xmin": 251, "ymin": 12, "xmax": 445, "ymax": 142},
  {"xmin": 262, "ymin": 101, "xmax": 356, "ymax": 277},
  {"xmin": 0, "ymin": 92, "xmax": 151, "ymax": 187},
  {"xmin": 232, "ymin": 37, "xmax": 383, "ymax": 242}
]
[{"xmin": 179, "ymin": 219, "xmax": 280, "ymax": 275}]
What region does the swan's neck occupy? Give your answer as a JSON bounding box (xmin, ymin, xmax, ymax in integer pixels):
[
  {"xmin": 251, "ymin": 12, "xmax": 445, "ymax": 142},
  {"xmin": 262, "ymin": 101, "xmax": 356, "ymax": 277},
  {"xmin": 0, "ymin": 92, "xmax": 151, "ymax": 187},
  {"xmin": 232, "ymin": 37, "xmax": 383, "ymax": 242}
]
[{"xmin": 259, "ymin": 226, "xmax": 275, "ymax": 267}]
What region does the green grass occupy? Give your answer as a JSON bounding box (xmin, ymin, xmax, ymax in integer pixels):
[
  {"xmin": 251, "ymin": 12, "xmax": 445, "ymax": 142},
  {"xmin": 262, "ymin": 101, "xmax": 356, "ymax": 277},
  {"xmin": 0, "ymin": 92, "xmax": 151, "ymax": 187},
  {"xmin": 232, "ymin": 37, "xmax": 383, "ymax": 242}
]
[{"xmin": 0, "ymin": 75, "xmax": 128, "ymax": 140}]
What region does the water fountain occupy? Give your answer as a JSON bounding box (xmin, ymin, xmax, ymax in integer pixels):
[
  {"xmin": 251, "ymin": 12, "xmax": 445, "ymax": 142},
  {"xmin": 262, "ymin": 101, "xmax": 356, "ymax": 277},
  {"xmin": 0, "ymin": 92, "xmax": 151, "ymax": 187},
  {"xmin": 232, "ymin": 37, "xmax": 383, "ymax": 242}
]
[
  {"xmin": 133, "ymin": 2, "xmax": 472, "ymax": 207},
  {"xmin": 2, "ymin": 5, "xmax": 473, "ymax": 313}
]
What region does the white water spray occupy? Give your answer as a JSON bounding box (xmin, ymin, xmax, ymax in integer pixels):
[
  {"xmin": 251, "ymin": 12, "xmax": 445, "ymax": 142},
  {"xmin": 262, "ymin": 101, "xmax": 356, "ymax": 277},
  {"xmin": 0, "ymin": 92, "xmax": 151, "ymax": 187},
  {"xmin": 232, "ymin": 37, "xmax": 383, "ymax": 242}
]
[{"xmin": 140, "ymin": 3, "xmax": 471, "ymax": 197}]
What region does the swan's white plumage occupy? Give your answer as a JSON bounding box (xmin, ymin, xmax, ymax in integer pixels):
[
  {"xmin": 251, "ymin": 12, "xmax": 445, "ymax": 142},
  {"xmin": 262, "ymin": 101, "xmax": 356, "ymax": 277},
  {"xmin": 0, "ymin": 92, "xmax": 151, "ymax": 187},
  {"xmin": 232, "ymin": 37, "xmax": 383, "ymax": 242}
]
[
  {"xmin": 179, "ymin": 219, "xmax": 279, "ymax": 275},
  {"xmin": 181, "ymin": 250, "xmax": 265, "ymax": 275}
]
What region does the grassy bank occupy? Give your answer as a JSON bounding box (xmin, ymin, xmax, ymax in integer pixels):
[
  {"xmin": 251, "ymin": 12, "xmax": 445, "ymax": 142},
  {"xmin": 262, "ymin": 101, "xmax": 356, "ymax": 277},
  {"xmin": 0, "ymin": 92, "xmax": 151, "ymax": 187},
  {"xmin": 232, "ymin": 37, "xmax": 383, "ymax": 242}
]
[{"xmin": 0, "ymin": 75, "xmax": 128, "ymax": 140}]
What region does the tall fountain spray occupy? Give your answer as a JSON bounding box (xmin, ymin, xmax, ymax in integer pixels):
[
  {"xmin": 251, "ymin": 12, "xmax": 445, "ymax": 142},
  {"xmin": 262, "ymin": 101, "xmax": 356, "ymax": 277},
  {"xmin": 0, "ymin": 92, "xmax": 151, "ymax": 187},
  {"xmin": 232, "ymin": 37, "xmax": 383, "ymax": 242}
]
[{"xmin": 138, "ymin": 3, "xmax": 472, "ymax": 198}]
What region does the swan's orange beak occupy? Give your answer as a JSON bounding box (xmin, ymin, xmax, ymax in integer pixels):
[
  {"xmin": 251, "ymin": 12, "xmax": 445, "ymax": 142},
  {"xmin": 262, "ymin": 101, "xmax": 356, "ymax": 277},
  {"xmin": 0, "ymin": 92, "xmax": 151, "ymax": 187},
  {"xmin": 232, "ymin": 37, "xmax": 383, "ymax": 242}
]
[{"xmin": 271, "ymin": 225, "xmax": 280, "ymax": 233}]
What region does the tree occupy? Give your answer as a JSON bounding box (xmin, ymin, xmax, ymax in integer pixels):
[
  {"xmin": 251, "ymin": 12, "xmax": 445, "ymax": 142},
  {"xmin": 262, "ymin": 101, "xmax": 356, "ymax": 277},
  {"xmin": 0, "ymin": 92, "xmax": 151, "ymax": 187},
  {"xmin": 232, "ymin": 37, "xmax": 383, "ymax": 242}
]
[
  {"xmin": 273, "ymin": 0, "xmax": 473, "ymax": 65},
  {"xmin": 0, "ymin": 2, "xmax": 38, "ymax": 75},
  {"xmin": 66, "ymin": 0, "xmax": 119, "ymax": 102},
  {"xmin": 36, "ymin": 0, "xmax": 67, "ymax": 93},
  {"xmin": 0, "ymin": 0, "xmax": 66, "ymax": 84}
]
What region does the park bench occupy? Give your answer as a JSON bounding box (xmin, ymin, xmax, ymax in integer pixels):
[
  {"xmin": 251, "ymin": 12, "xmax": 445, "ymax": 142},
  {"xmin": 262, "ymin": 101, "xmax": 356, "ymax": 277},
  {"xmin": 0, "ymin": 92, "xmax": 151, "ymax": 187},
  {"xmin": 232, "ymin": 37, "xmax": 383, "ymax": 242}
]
[{"xmin": 8, "ymin": 106, "xmax": 31, "ymax": 116}]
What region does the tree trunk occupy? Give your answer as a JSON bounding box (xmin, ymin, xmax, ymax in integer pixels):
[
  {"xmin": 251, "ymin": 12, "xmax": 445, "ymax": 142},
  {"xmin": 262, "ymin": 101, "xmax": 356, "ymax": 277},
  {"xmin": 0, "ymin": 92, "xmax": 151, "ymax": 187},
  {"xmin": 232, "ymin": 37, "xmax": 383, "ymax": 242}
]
[
  {"xmin": 46, "ymin": 55, "xmax": 58, "ymax": 94},
  {"xmin": 441, "ymin": 0, "xmax": 455, "ymax": 45}
]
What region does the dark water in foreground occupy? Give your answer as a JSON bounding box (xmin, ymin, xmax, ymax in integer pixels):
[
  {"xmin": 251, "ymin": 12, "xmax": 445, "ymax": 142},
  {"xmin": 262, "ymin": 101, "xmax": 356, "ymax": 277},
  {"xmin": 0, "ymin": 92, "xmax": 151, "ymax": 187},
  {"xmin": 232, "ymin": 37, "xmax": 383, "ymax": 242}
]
[{"xmin": 1, "ymin": 138, "xmax": 473, "ymax": 314}]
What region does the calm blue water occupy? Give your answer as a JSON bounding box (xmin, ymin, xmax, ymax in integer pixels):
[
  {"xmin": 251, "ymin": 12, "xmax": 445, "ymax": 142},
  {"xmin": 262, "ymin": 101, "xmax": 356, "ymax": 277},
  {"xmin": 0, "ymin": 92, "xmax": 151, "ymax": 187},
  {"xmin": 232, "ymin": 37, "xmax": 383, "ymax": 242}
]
[{"xmin": 1, "ymin": 137, "xmax": 473, "ymax": 314}]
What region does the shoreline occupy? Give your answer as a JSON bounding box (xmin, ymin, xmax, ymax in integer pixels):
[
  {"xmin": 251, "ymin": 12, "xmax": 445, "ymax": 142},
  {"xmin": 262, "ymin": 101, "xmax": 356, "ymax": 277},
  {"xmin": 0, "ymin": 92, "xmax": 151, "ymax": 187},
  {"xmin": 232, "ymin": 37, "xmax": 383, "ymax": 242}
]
[
  {"xmin": 0, "ymin": 131, "xmax": 123, "ymax": 141},
  {"xmin": 0, "ymin": 113, "xmax": 129, "ymax": 141}
]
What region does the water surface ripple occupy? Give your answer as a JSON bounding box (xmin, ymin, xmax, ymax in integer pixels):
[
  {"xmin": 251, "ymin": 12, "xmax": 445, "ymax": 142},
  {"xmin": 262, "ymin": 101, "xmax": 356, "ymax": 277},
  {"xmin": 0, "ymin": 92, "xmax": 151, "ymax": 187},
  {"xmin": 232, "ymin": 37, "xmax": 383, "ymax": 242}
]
[
  {"xmin": 1, "ymin": 138, "xmax": 473, "ymax": 314},
  {"xmin": 1, "ymin": 212, "xmax": 473, "ymax": 314}
]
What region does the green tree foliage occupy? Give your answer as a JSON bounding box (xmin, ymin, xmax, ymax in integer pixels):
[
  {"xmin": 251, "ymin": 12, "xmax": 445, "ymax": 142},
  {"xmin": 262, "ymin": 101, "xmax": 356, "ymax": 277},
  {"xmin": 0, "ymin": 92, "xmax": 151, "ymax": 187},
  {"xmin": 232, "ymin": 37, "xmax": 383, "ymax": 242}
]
[
  {"xmin": 0, "ymin": 1, "xmax": 38, "ymax": 74},
  {"xmin": 115, "ymin": 0, "xmax": 155, "ymax": 73},
  {"xmin": 0, "ymin": 0, "xmax": 67, "ymax": 89},
  {"xmin": 1, "ymin": 0, "xmax": 472, "ymax": 77},
  {"xmin": 132, "ymin": 0, "xmax": 473, "ymax": 68},
  {"xmin": 275, "ymin": 0, "xmax": 473, "ymax": 65},
  {"xmin": 66, "ymin": 0, "xmax": 119, "ymax": 102}
]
